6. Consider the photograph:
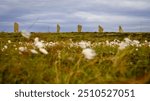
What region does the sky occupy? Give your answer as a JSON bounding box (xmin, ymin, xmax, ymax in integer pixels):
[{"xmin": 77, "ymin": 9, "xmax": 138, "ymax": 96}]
[{"xmin": 0, "ymin": 0, "xmax": 150, "ymax": 32}]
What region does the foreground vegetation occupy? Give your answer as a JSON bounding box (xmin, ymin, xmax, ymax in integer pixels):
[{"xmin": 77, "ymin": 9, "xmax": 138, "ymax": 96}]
[{"xmin": 0, "ymin": 32, "xmax": 150, "ymax": 84}]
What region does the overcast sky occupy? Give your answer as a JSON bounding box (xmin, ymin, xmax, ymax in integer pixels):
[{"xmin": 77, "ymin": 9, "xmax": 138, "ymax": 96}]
[{"xmin": 0, "ymin": 0, "xmax": 150, "ymax": 32}]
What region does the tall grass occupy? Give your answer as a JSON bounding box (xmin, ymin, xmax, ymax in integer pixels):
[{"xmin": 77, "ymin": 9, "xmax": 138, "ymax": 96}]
[{"xmin": 0, "ymin": 32, "xmax": 150, "ymax": 84}]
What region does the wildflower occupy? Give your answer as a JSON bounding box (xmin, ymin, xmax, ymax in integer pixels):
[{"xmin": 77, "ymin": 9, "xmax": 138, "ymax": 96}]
[
  {"xmin": 79, "ymin": 41, "xmax": 91, "ymax": 49},
  {"xmin": 34, "ymin": 37, "xmax": 45, "ymax": 49},
  {"xmin": 8, "ymin": 40, "xmax": 11, "ymax": 43},
  {"xmin": 82, "ymin": 48, "xmax": 96, "ymax": 60},
  {"xmin": 34, "ymin": 41, "xmax": 45, "ymax": 49},
  {"xmin": 114, "ymin": 39, "xmax": 120, "ymax": 43},
  {"xmin": 133, "ymin": 40, "xmax": 140, "ymax": 44},
  {"xmin": 18, "ymin": 47, "xmax": 27, "ymax": 52},
  {"xmin": 145, "ymin": 40, "xmax": 148, "ymax": 43},
  {"xmin": 30, "ymin": 49, "xmax": 38, "ymax": 54},
  {"xmin": 39, "ymin": 48, "xmax": 48, "ymax": 55},
  {"xmin": 46, "ymin": 42, "xmax": 57, "ymax": 47},
  {"xmin": 124, "ymin": 38, "xmax": 132, "ymax": 44},
  {"xmin": 118, "ymin": 42, "xmax": 128, "ymax": 50},
  {"xmin": 106, "ymin": 40, "xmax": 109, "ymax": 46},
  {"xmin": 69, "ymin": 43, "xmax": 74, "ymax": 47},
  {"xmin": 4, "ymin": 45, "xmax": 8, "ymax": 49},
  {"xmin": 21, "ymin": 30, "xmax": 31, "ymax": 39},
  {"xmin": 34, "ymin": 37, "xmax": 39, "ymax": 43},
  {"xmin": 132, "ymin": 40, "xmax": 140, "ymax": 47}
]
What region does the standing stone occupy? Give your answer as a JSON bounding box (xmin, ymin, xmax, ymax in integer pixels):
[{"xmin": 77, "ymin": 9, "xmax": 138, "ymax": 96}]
[
  {"xmin": 14, "ymin": 22, "xmax": 19, "ymax": 33},
  {"xmin": 119, "ymin": 25, "xmax": 124, "ymax": 32},
  {"xmin": 77, "ymin": 24, "xmax": 82, "ymax": 32},
  {"xmin": 98, "ymin": 25, "xmax": 104, "ymax": 33},
  {"xmin": 57, "ymin": 24, "xmax": 60, "ymax": 33}
]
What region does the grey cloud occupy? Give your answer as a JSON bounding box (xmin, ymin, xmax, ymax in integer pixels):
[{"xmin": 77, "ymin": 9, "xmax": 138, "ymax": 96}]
[{"xmin": 0, "ymin": 0, "xmax": 150, "ymax": 32}]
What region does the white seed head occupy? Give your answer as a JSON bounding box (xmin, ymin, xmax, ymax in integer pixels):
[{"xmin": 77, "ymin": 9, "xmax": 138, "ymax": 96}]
[
  {"xmin": 118, "ymin": 42, "xmax": 128, "ymax": 50},
  {"xmin": 39, "ymin": 48, "xmax": 48, "ymax": 55},
  {"xmin": 18, "ymin": 47, "xmax": 27, "ymax": 52},
  {"xmin": 135, "ymin": 48, "xmax": 138, "ymax": 51},
  {"xmin": 79, "ymin": 41, "xmax": 91, "ymax": 49},
  {"xmin": 34, "ymin": 37, "xmax": 39, "ymax": 43},
  {"xmin": 8, "ymin": 40, "xmax": 11, "ymax": 43},
  {"xmin": 124, "ymin": 38, "xmax": 132, "ymax": 44},
  {"xmin": 82, "ymin": 48, "xmax": 96, "ymax": 60},
  {"xmin": 4, "ymin": 45, "xmax": 8, "ymax": 49},
  {"xmin": 34, "ymin": 41, "xmax": 45, "ymax": 49},
  {"xmin": 30, "ymin": 49, "xmax": 38, "ymax": 54}
]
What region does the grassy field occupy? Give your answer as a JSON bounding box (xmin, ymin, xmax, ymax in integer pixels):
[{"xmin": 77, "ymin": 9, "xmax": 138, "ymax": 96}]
[{"xmin": 0, "ymin": 32, "xmax": 150, "ymax": 84}]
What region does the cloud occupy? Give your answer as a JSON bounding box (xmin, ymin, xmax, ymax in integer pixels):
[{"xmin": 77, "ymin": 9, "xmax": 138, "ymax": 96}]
[
  {"xmin": 72, "ymin": 11, "xmax": 149, "ymax": 24},
  {"xmin": 87, "ymin": 0, "xmax": 150, "ymax": 10},
  {"xmin": 0, "ymin": 0, "xmax": 150, "ymax": 32}
]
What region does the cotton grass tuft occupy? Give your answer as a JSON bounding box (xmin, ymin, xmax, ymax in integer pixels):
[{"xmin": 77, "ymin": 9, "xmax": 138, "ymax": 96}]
[
  {"xmin": 82, "ymin": 48, "xmax": 96, "ymax": 60},
  {"xmin": 39, "ymin": 48, "xmax": 48, "ymax": 55},
  {"xmin": 18, "ymin": 47, "xmax": 27, "ymax": 52},
  {"xmin": 30, "ymin": 49, "xmax": 38, "ymax": 54}
]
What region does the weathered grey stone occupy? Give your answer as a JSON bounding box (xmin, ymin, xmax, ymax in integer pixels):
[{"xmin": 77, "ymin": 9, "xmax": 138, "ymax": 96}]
[
  {"xmin": 98, "ymin": 25, "xmax": 104, "ymax": 32},
  {"xmin": 14, "ymin": 22, "xmax": 19, "ymax": 33},
  {"xmin": 119, "ymin": 25, "xmax": 124, "ymax": 32},
  {"xmin": 77, "ymin": 24, "xmax": 82, "ymax": 32},
  {"xmin": 57, "ymin": 24, "xmax": 60, "ymax": 33}
]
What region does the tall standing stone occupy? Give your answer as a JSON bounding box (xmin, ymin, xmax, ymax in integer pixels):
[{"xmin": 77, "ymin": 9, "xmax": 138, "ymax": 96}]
[
  {"xmin": 119, "ymin": 25, "xmax": 124, "ymax": 33},
  {"xmin": 77, "ymin": 24, "xmax": 82, "ymax": 32},
  {"xmin": 57, "ymin": 24, "xmax": 60, "ymax": 33},
  {"xmin": 14, "ymin": 22, "xmax": 19, "ymax": 33},
  {"xmin": 98, "ymin": 25, "xmax": 104, "ymax": 33}
]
